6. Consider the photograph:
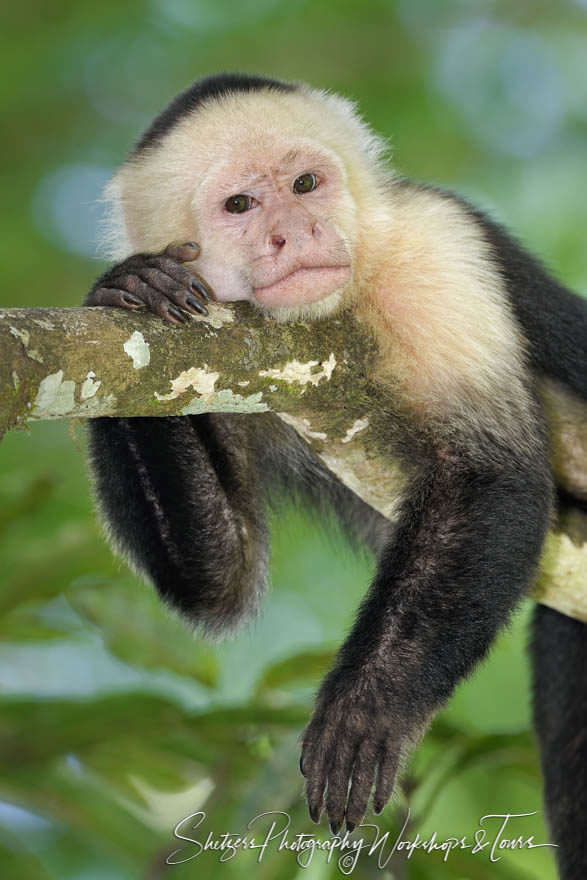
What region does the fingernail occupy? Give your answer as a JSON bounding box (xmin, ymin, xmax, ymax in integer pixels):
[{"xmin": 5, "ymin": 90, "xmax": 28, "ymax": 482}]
[
  {"xmin": 122, "ymin": 293, "xmax": 142, "ymax": 306},
  {"xmin": 187, "ymin": 295, "xmax": 208, "ymax": 315},
  {"xmin": 168, "ymin": 306, "xmax": 187, "ymax": 323},
  {"xmin": 373, "ymin": 800, "xmax": 383, "ymax": 815},
  {"xmin": 309, "ymin": 805, "xmax": 321, "ymax": 824},
  {"xmin": 329, "ymin": 819, "xmax": 341, "ymax": 836},
  {"xmin": 299, "ymin": 755, "xmax": 306, "ymax": 777},
  {"xmin": 346, "ymin": 820, "xmax": 356, "ymax": 833},
  {"xmin": 191, "ymin": 278, "xmax": 212, "ymax": 301}
]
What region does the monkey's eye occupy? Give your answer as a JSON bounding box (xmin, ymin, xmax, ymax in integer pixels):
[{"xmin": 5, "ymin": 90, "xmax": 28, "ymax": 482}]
[
  {"xmin": 225, "ymin": 194, "xmax": 252, "ymax": 214},
  {"xmin": 293, "ymin": 173, "xmax": 318, "ymax": 194}
]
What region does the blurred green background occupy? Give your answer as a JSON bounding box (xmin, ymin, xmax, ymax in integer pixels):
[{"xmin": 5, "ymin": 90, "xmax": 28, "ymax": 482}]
[{"xmin": 1, "ymin": 1, "xmax": 586, "ymax": 878}]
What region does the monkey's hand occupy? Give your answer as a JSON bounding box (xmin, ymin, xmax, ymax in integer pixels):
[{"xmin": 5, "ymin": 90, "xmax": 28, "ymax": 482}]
[
  {"xmin": 300, "ymin": 669, "xmax": 416, "ymax": 834},
  {"xmin": 84, "ymin": 242, "xmax": 214, "ymax": 324}
]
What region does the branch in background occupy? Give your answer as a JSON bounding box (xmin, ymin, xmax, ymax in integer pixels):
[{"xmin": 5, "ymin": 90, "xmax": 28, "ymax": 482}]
[{"xmin": 0, "ymin": 303, "xmax": 585, "ymax": 622}]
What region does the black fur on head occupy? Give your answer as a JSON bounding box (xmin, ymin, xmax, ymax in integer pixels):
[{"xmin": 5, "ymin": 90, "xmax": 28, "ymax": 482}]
[{"xmin": 134, "ymin": 73, "xmax": 297, "ymax": 154}]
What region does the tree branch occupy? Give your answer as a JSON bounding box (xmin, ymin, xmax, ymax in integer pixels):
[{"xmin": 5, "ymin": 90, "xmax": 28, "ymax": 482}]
[{"xmin": 1, "ymin": 303, "xmax": 585, "ymax": 621}]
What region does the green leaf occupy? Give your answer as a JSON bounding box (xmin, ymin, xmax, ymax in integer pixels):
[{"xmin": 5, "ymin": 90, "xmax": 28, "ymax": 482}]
[
  {"xmin": 1, "ymin": 764, "xmax": 156, "ymax": 866},
  {"xmin": 0, "ymin": 475, "xmax": 55, "ymax": 536},
  {"xmin": 411, "ymin": 729, "xmax": 538, "ymax": 826},
  {"xmin": 254, "ymin": 648, "xmax": 336, "ymax": 697},
  {"xmin": 0, "ymin": 694, "xmax": 308, "ymax": 768},
  {"xmin": 0, "ymin": 607, "xmax": 70, "ymax": 641},
  {"xmin": 0, "ymin": 527, "xmax": 114, "ymax": 615},
  {"xmin": 0, "ymin": 693, "xmax": 187, "ymax": 764},
  {"xmin": 67, "ymin": 582, "xmax": 220, "ymax": 687},
  {"xmin": 0, "ymin": 842, "xmax": 55, "ymax": 880}
]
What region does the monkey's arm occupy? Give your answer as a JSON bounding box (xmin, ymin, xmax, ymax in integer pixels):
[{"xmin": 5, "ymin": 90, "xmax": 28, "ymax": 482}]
[
  {"xmin": 88, "ymin": 413, "xmax": 270, "ymax": 636},
  {"xmin": 301, "ymin": 438, "xmax": 553, "ymax": 834}
]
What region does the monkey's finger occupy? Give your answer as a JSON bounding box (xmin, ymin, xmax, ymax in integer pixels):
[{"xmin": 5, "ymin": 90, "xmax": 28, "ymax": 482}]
[
  {"xmin": 136, "ymin": 269, "xmax": 209, "ymax": 316},
  {"xmin": 168, "ymin": 271, "xmax": 213, "ymax": 306},
  {"xmin": 299, "ymin": 725, "xmax": 320, "ymax": 779},
  {"xmin": 165, "ymin": 304, "xmax": 189, "ymax": 325},
  {"xmin": 87, "ymin": 288, "xmax": 144, "ymax": 309},
  {"xmin": 304, "ymin": 747, "xmax": 330, "ymax": 825},
  {"xmin": 178, "ymin": 291, "xmax": 209, "ymax": 316},
  {"xmin": 325, "ymin": 736, "xmax": 358, "ymax": 835},
  {"xmin": 113, "ymin": 276, "xmax": 188, "ymax": 324},
  {"xmin": 189, "ymin": 273, "xmax": 214, "ymax": 302},
  {"xmin": 154, "ymin": 259, "xmax": 215, "ymax": 302},
  {"xmin": 147, "ymin": 294, "xmax": 189, "ymax": 324},
  {"xmin": 163, "ymin": 241, "xmax": 201, "ymax": 262},
  {"xmin": 345, "ymin": 742, "xmax": 378, "ymax": 832},
  {"xmin": 166, "ymin": 287, "xmax": 209, "ymax": 317},
  {"xmin": 299, "ymin": 751, "xmax": 307, "ymax": 777},
  {"xmin": 373, "ymin": 744, "xmax": 399, "ymax": 815}
]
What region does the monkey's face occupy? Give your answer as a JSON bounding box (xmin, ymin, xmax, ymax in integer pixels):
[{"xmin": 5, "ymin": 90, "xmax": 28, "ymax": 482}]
[
  {"xmin": 111, "ymin": 87, "xmax": 390, "ymax": 319},
  {"xmin": 190, "ymin": 142, "xmax": 354, "ymax": 317}
]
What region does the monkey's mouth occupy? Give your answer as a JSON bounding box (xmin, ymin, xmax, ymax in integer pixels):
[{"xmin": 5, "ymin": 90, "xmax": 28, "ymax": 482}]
[{"xmin": 253, "ymin": 265, "xmax": 351, "ymax": 306}]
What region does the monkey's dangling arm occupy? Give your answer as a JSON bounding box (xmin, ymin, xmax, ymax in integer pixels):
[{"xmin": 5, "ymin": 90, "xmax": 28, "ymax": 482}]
[
  {"xmin": 87, "ymin": 414, "xmax": 269, "ymax": 636},
  {"xmin": 300, "ymin": 447, "xmax": 553, "ymax": 834}
]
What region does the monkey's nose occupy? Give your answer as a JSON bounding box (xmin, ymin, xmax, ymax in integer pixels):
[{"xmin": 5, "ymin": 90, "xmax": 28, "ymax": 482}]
[{"xmin": 270, "ymin": 234, "xmax": 286, "ymax": 249}]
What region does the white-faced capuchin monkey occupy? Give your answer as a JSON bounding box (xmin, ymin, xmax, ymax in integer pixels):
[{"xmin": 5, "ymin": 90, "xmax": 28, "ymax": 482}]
[{"xmin": 84, "ymin": 74, "xmax": 587, "ymax": 877}]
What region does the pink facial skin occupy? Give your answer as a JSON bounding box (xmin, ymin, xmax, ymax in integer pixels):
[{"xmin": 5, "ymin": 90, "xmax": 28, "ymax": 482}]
[
  {"xmin": 192, "ymin": 147, "xmax": 353, "ymax": 310},
  {"xmin": 253, "ymin": 265, "xmax": 352, "ymax": 307}
]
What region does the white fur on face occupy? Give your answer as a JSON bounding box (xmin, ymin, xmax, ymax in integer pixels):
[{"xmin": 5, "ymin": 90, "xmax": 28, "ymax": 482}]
[{"xmin": 101, "ymin": 86, "xmax": 392, "ymax": 316}]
